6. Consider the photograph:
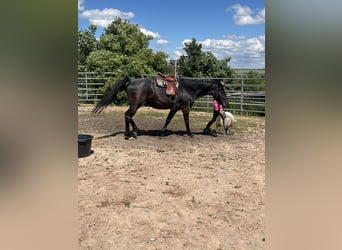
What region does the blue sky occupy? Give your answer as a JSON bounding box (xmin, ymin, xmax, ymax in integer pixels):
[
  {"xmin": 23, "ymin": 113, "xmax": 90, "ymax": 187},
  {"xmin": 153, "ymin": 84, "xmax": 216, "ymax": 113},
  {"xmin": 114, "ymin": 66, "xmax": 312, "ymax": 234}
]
[{"xmin": 78, "ymin": 0, "xmax": 265, "ymax": 69}]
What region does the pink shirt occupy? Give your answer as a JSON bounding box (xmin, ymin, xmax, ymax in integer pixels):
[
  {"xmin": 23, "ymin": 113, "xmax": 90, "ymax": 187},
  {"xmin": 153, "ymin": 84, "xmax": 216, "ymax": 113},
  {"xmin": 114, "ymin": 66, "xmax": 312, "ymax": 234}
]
[{"xmin": 213, "ymin": 100, "xmax": 223, "ymax": 112}]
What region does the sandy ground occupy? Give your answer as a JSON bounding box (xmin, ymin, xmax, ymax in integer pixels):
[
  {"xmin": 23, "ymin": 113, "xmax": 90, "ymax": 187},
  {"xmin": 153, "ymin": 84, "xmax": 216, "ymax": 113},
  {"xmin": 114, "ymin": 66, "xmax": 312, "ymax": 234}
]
[{"xmin": 78, "ymin": 104, "xmax": 265, "ymax": 249}]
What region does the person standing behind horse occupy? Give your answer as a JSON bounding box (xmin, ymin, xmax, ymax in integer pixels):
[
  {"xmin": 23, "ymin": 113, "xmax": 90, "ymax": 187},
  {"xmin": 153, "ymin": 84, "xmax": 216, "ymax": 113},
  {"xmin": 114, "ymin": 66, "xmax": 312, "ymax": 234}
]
[{"xmin": 203, "ymin": 99, "xmax": 230, "ymax": 136}]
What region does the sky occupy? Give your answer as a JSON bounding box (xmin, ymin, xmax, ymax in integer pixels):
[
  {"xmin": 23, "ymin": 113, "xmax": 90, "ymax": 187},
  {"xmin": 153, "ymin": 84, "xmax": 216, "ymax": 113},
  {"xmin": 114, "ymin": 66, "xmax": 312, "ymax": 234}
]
[{"xmin": 78, "ymin": 0, "xmax": 265, "ymax": 69}]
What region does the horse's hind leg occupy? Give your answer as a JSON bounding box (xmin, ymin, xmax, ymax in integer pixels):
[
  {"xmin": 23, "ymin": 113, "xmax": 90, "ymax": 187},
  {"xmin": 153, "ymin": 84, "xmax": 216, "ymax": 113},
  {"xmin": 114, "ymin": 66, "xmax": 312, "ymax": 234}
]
[
  {"xmin": 161, "ymin": 109, "xmax": 178, "ymax": 136},
  {"xmin": 124, "ymin": 111, "xmax": 130, "ymax": 139},
  {"xmin": 124, "ymin": 105, "xmax": 139, "ymax": 139}
]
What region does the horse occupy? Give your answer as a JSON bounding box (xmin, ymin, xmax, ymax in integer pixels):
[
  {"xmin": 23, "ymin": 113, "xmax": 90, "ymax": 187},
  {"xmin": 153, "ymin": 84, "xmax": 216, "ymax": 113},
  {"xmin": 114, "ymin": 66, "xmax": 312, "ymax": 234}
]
[{"xmin": 92, "ymin": 76, "xmax": 228, "ymax": 139}]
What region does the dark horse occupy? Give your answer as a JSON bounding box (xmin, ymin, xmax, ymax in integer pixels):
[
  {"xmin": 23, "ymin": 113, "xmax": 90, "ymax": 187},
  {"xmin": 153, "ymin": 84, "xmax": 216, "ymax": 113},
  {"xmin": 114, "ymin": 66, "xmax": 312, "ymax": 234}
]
[{"xmin": 92, "ymin": 76, "xmax": 228, "ymax": 139}]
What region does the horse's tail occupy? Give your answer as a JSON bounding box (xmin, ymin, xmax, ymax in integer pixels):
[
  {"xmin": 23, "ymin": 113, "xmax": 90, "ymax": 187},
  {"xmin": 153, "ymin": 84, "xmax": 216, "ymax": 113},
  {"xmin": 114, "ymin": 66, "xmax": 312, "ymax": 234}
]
[{"xmin": 92, "ymin": 77, "xmax": 130, "ymax": 114}]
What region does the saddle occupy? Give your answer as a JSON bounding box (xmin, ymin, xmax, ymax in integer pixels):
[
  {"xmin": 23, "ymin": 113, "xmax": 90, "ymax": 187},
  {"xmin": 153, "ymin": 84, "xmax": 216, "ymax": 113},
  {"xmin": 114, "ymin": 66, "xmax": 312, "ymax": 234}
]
[{"xmin": 156, "ymin": 72, "xmax": 179, "ymax": 96}]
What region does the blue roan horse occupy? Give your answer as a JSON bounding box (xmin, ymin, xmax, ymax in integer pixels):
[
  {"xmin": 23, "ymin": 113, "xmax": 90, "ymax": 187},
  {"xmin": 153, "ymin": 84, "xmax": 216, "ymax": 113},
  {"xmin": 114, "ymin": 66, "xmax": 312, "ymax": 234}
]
[{"xmin": 92, "ymin": 76, "xmax": 228, "ymax": 139}]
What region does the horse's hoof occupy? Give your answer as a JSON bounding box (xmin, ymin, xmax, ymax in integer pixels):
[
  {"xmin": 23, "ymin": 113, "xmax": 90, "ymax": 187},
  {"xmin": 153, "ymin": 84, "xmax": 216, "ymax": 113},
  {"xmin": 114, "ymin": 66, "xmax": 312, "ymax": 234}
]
[
  {"xmin": 186, "ymin": 133, "xmax": 194, "ymax": 138},
  {"xmin": 160, "ymin": 128, "xmax": 167, "ymax": 137},
  {"xmin": 203, "ymin": 128, "xmax": 217, "ymax": 137},
  {"xmin": 124, "ymin": 132, "xmax": 129, "ymax": 140},
  {"xmin": 225, "ymin": 130, "xmax": 234, "ymax": 136},
  {"xmin": 132, "ymin": 131, "xmax": 138, "ymax": 138},
  {"xmin": 125, "ymin": 135, "xmax": 136, "ymax": 140}
]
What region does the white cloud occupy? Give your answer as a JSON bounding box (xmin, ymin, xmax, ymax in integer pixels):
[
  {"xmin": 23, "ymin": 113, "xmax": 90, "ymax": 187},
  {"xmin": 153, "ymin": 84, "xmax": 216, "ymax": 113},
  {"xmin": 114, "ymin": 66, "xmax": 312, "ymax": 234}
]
[
  {"xmin": 78, "ymin": 0, "xmax": 85, "ymax": 11},
  {"xmin": 87, "ymin": 19, "xmax": 114, "ymax": 28},
  {"xmin": 79, "ymin": 4, "xmax": 163, "ymax": 41},
  {"xmin": 79, "ymin": 8, "xmax": 135, "ymax": 28},
  {"xmin": 172, "ymin": 35, "xmax": 265, "ymax": 69},
  {"xmin": 229, "ymin": 4, "xmax": 265, "ymax": 25},
  {"xmin": 140, "ymin": 28, "xmax": 161, "ymax": 39},
  {"xmin": 224, "ymin": 35, "xmax": 246, "ymax": 40},
  {"xmin": 173, "ymin": 50, "xmax": 184, "ymax": 59},
  {"xmin": 182, "ymin": 39, "xmax": 192, "ymax": 46},
  {"xmin": 156, "ymin": 39, "xmax": 169, "ymax": 46}
]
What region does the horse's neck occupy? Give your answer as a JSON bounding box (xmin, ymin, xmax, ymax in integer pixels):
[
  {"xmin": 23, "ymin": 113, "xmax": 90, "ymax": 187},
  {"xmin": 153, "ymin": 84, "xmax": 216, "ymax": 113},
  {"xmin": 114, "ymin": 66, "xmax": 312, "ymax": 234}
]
[{"xmin": 184, "ymin": 81, "xmax": 214, "ymax": 99}]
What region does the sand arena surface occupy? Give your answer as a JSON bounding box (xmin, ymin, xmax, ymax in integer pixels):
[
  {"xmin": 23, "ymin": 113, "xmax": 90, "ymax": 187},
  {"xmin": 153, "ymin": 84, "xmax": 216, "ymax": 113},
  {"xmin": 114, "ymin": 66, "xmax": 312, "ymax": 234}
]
[{"xmin": 78, "ymin": 104, "xmax": 265, "ymax": 249}]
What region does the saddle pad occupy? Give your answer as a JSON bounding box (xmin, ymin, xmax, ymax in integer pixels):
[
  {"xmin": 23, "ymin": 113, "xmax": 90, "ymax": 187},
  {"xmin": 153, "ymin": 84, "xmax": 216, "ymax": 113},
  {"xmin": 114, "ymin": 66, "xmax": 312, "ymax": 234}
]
[{"xmin": 156, "ymin": 78, "xmax": 167, "ymax": 87}]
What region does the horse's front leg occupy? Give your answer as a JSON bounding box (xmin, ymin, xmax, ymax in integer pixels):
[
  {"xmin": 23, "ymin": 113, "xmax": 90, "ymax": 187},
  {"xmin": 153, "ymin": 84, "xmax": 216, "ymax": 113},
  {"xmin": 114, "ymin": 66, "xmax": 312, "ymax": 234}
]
[
  {"xmin": 182, "ymin": 107, "xmax": 193, "ymax": 137},
  {"xmin": 161, "ymin": 109, "xmax": 178, "ymax": 136}
]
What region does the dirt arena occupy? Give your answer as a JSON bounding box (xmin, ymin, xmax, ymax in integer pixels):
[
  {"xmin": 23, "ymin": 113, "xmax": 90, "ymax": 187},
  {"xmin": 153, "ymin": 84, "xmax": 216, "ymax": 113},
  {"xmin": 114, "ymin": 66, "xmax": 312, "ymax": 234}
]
[{"xmin": 78, "ymin": 104, "xmax": 265, "ymax": 249}]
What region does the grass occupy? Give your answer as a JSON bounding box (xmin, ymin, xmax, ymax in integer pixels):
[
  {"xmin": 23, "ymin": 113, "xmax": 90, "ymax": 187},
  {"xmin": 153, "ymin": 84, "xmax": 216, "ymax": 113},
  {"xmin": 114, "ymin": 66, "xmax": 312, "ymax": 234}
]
[{"xmin": 122, "ymin": 200, "xmax": 130, "ymax": 208}]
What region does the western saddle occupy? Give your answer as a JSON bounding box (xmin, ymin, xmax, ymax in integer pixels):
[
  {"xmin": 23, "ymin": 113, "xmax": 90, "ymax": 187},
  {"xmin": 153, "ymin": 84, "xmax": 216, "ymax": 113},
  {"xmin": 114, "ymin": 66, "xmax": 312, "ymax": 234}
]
[{"xmin": 156, "ymin": 72, "xmax": 179, "ymax": 96}]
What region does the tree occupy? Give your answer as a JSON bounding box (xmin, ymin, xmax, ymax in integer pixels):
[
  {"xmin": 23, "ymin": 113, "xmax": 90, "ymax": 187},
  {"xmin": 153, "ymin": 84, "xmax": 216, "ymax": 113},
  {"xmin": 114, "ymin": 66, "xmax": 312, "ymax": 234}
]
[
  {"xmin": 81, "ymin": 18, "xmax": 169, "ymax": 104},
  {"xmin": 97, "ymin": 18, "xmax": 152, "ymax": 57},
  {"xmin": 85, "ymin": 50, "xmax": 121, "ymax": 72},
  {"xmin": 78, "ymin": 25, "xmax": 97, "ymax": 70},
  {"xmin": 242, "ymin": 70, "xmax": 265, "ymax": 91},
  {"xmin": 99, "ymin": 18, "xmax": 153, "ymax": 56},
  {"xmin": 146, "ymin": 51, "xmax": 169, "ymax": 74},
  {"xmin": 177, "ymin": 38, "xmax": 233, "ymax": 78},
  {"xmin": 85, "ymin": 18, "xmax": 169, "ymax": 77}
]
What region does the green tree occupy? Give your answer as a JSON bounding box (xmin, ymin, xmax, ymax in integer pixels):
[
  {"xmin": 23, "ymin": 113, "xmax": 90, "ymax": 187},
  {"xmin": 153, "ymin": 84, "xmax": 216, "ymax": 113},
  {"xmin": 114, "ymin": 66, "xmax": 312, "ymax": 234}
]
[
  {"xmin": 240, "ymin": 70, "xmax": 265, "ymax": 91},
  {"xmin": 85, "ymin": 50, "xmax": 122, "ymax": 72},
  {"xmin": 177, "ymin": 38, "xmax": 234, "ymax": 78},
  {"xmin": 97, "ymin": 18, "xmax": 152, "ymax": 56},
  {"xmin": 78, "ymin": 25, "xmax": 98, "ymax": 70},
  {"xmin": 81, "ymin": 18, "xmax": 169, "ymax": 104},
  {"xmin": 85, "ymin": 18, "xmax": 168, "ymax": 77},
  {"xmin": 146, "ymin": 50, "xmax": 169, "ymax": 74}
]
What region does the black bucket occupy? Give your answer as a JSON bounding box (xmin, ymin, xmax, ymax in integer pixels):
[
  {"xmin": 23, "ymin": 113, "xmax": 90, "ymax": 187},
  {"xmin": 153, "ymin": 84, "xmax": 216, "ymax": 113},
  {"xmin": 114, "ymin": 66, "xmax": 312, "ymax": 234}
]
[{"xmin": 78, "ymin": 134, "xmax": 94, "ymax": 158}]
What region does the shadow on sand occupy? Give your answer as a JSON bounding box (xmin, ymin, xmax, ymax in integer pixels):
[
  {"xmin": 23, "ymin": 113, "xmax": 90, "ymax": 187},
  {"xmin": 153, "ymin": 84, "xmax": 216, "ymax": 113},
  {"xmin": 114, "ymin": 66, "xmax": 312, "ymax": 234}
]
[{"xmin": 94, "ymin": 129, "xmax": 205, "ymax": 140}]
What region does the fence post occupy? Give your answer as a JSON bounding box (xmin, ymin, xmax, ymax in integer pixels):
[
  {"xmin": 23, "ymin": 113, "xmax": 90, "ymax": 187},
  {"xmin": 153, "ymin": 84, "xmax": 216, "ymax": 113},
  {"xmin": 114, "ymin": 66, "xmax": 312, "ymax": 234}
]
[
  {"xmin": 240, "ymin": 78, "xmax": 244, "ymax": 115},
  {"xmin": 85, "ymin": 71, "xmax": 88, "ymax": 101}
]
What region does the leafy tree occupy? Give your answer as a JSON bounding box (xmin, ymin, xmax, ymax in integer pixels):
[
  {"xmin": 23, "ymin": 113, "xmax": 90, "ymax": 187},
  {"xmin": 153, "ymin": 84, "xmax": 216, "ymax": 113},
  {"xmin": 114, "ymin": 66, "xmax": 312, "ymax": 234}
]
[
  {"xmin": 246, "ymin": 70, "xmax": 265, "ymax": 79},
  {"xmin": 81, "ymin": 18, "xmax": 169, "ymax": 104},
  {"xmin": 246, "ymin": 71, "xmax": 265, "ymax": 93},
  {"xmin": 78, "ymin": 25, "xmax": 98, "ymax": 70},
  {"xmin": 85, "ymin": 50, "xmax": 122, "ymax": 72},
  {"xmin": 145, "ymin": 50, "xmax": 169, "ymax": 74},
  {"xmin": 177, "ymin": 38, "xmax": 234, "ymax": 79},
  {"xmin": 97, "ymin": 18, "xmax": 152, "ymax": 56},
  {"xmin": 85, "ymin": 18, "xmax": 168, "ymax": 77}
]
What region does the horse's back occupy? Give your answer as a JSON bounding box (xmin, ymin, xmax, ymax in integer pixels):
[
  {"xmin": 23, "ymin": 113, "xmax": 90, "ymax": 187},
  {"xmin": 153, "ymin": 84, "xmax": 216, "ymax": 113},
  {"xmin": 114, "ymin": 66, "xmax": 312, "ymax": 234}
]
[
  {"xmin": 127, "ymin": 78, "xmax": 175, "ymax": 109},
  {"xmin": 126, "ymin": 78, "xmax": 153, "ymax": 92},
  {"xmin": 125, "ymin": 78, "xmax": 155, "ymax": 104}
]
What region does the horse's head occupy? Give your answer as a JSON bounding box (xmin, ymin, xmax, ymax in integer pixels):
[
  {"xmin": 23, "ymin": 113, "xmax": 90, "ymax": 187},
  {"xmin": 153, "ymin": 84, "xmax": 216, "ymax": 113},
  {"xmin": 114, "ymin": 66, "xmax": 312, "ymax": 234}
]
[{"xmin": 212, "ymin": 80, "xmax": 228, "ymax": 108}]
